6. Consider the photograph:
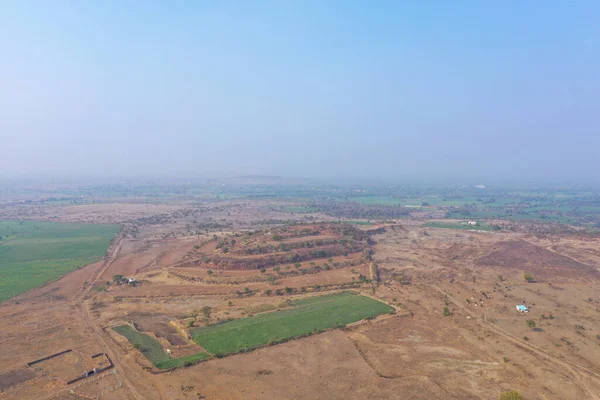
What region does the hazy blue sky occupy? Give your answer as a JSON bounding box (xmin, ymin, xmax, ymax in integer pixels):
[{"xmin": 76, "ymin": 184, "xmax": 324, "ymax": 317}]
[{"xmin": 1, "ymin": 1, "xmax": 599, "ymax": 181}]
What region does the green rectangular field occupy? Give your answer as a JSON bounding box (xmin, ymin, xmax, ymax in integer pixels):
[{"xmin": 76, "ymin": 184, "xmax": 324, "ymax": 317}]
[
  {"xmin": 191, "ymin": 292, "xmax": 394, "ymax": 356},
  {"xmin": 112, "ymin": 325, "xmax": 210, "ymax": 369},
  {"xmin": 0, "ymin": 220, "xmax": 121, "ymax": 302}
]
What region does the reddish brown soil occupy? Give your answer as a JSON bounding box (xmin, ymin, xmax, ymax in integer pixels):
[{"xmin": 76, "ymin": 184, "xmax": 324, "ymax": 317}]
[
  {"xmin": 129, "ymin": 313, "xmax": 187, "ymax": 346},
  {"xmin": 476, "ymin": 239, "xmax": 600, "ymax": 282}
]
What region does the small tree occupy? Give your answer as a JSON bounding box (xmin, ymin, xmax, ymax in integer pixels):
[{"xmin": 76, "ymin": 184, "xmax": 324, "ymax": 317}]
[
  {"xmin": 207, "ymin": 270, "xmax": 213, "ymax": 275},
  {"xmin": 202, "ymin": 306, "xmax": 212, "ymax": 322},
  {"xmin": 526, "ymin": 320, "xmax": 536, "ymax": 330},
  {"xmin": 523, "ymin": 273, "xmax": 534, "ymax": 283},
  {"xmin": 260, "ymin": 268, "xmax": 266, "ymax": 273}
]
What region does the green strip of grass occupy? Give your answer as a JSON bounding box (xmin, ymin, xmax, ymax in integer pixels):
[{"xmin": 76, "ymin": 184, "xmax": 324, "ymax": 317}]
[
  {"xmin": 191, "ymin": 292, "xmax": 394, "ymax": 356},
  {"xmin": 112, "ymin": 325, "xmax": 209, "ymax": 369}
]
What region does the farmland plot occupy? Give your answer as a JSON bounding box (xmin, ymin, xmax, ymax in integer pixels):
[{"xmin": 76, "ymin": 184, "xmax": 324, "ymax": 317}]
[
  {"xmin": 112, "ymin": 325, "xmax": 209, "ymax": 369},
  {"xmin": 0, "ymin": 220, "xmax": 121, "ymax": 302},
  {"xmin": 192, "ymin": 292, "xmax": 394, "ymax": 356}
]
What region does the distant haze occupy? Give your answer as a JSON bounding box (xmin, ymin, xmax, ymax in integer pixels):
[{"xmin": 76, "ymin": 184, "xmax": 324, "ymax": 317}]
[{"xmin": 1, "ymin": 2, "xmax": 599, "ymax": 182}]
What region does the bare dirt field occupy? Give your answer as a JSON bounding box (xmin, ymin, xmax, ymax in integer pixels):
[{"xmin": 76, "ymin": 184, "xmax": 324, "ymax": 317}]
[{"xmin": 2, "ymin": 200, "xmax": 600, "ymax": 399}]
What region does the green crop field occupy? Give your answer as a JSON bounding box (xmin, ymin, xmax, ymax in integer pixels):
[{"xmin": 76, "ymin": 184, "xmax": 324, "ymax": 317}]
[
  {"xmin": 281, "ymin": 205, "xmax": 321, "ymax": 213},
  {"xmin": 191, "ymin": 292, "xmax": 394, "ymax": 356},
  {"xmin": 0, "ymin": 220, "xmax": 121, "ymax": 302},
  {"xmin": 351, "ymin": 196, "xmax": 404, "ymax": 206},
  {"xmin": 112, "ymin": 325, "xmax": 209, "ymax": 369},
  {"xmin": 424, "ymin": 221, "xmax": 495, "ymax": 231}
]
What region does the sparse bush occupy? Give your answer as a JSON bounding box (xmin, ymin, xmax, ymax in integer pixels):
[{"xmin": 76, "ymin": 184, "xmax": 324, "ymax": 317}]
[
  {"xmin": 207, "ymin": 270, "xmax": 213, "ymax": 275},
  {"xmin": 260, "ymin": 268, "xmax": 266, "ymax": 273},
  {"xmin": 443, "ymin": 306, "xmax": 451, "ymax": 317},
  {"xmin": 526, "ymin": 320, "xmax": 536, "ymax": 330},
  {"xmin": 523, "ymin": 273, "xmax": 534, "ymax": 283}
]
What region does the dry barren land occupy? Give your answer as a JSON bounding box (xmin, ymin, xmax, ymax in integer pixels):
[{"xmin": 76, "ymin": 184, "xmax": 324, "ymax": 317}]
[{"xmin": 2, "ymin": 200, "xmax": 600, "ymax": 399}]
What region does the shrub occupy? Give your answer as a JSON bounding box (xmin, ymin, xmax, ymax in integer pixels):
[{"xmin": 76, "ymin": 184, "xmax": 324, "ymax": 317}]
[
  {"xmin": 523, "ymin": 273, "xmax": 534, "ymax": 283},
  {"xmin": 526, "ymin": 320, "xmax": 536, "ymax": 330},
  {"xmin": 443, "ymin": 306, "xmax": 451, "ymax": 317},
  {"xmin": 498, "ymin": 391, "xmax": 522, "ymax": 400}
]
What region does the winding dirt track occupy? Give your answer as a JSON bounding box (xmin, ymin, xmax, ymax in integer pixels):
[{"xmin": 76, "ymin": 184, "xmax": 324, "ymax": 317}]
[{"xmin": 429, "ymin": 283, "xmax": 600, "ymax": 400}]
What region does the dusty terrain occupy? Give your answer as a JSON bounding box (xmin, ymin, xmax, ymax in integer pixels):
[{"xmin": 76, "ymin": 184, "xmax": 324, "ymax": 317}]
[{"xmin": 2, "ymin": 200, "xmax": 600, "ymax": 399}]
